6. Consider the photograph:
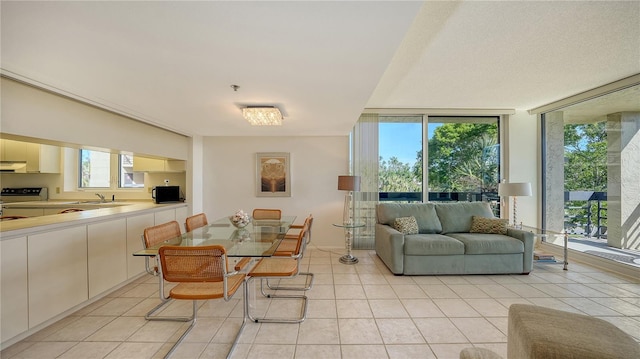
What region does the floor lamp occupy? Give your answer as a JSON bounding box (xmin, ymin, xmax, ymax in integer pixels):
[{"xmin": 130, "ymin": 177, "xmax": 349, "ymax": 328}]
[
  {"xmin": 498, "ymin": 182, "xmax": 532, "ymax": 227},
  {"xmin": 337, "ymin": 175, "xmax": 361, "ymax": 264},
  {"xmin": 338, "ymin": 175, "xmax": 360, "ymax": 225}
]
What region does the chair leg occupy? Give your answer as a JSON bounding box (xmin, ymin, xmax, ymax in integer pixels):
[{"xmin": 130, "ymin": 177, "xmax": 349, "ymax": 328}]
[
  {"xmin": 163, "ymin": 300, "xmax": 198, "ymax": 358},
  {"xmin": 265, "ymin": 272, "xmax": 314, "ymax": 292},
  {"xmin": 145, "ymin": 264, "xmax": 191, "ymax": 322},
  {"xmin": 245, "ymin": 277, "xmax": 308, "ymax": 324},
  {"xmin": 144, "ymin": 297, "xmax": 188, "ymax": 321},
  {"xmin": 226, "ymin": 282, "xmax": 249, "ymax": 359}
]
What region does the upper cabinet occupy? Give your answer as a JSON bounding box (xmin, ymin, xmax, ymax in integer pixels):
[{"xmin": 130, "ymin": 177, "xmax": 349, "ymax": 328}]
[
  {"xmin": 26, "ymin": 143, "xmax": 60, "ymax": 173},
  {"xmin": 1, "ymin": 139, "xmax": 28, "ymax": 161},
  {"xmin": 133, "ymin": 156, "xmax": 185, "ymax": 173},
  {"xmin": 0, "ymin": 139, "xmax": 60, "ymax": 173}
]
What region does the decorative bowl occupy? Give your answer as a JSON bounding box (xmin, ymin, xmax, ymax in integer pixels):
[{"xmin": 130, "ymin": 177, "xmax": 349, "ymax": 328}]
[
  {"xmin": 229, "ymin": 209, "xmax": 251, "ymax": 228},
  {"xmin": 230, "ymin": 218, "xmax": 250, "ymax": 228}
]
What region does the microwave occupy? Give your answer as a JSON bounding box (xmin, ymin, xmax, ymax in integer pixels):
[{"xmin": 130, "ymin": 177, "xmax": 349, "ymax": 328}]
[{"xmin": 152, "ymin": 186, "xmax": 182, "ymax": 204}]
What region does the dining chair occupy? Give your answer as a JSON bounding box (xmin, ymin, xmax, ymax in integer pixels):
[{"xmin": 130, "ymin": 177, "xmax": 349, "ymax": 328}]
[
  {"xmin": 154, "ymin": 245, "xmax": 247, "ymax": 359},
  {"xmin": 142, "ymin": 220, "xmax": 182, "ymax": 276},
  {"xmin": 185, "ymin": 212, "xmax": 208, "ymax": 232},
  {"xmin": 268, "ymin": 215, "xmax": 314, "ymax": 292},
  {"xmin": 278, "ymin": 214, "xmax": 314, "ymax": 253},
  {"xmin": 252, "ymin": 208, "xmax": 282, "ymax": 220},
  {"xmin": 244, "ymin": 225, "xmax": 309, "ymax": 323},
  {"xmin": 142, "ymin": 221, "xmax": 184, "ymax": 321},
  {"xmin": 58, "ymin": 208, "xmax": 84, "ymax": 213}
]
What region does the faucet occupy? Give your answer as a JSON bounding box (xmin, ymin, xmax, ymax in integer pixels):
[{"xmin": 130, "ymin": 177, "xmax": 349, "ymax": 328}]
[{"xmin": 95, "ymin": 193, "xmax": 106, "ymax": 203}]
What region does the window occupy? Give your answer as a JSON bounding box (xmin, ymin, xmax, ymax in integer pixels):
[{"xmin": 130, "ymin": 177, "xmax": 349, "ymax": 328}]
[
  {"xmin": 375, "ymin": 116, "xmax": 500, "ymax": 203},
  {"xmin": 353, "ymin": 113, "xmax": 501, "ymax": 249},
  {"xmin": 80, "ymin": 149, "xmax": 110, "ymax": 188},
  {"xmin": 541, "ymin": 83, "xmax": 639, "ymax": 262},
  {"xmin": 378, "ymin": 116, "xmax": 423, "ymax": 202},
  {"xmin": 120, "ymin": 154, "xmax": 144, "ymax": 188},
  {"xmin": 427, "ymin": 117, "xmax": 500, "ymax": 204},
  {"xmin": 79, "ymin": 150, "xmax": 145, "ymax": 189}
]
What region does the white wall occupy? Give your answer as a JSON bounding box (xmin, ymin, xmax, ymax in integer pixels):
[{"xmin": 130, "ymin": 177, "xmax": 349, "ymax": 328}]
[
  {"xmin": 505, "ymin": 110, "xmax": 538, "ymax": 226},
  {"xmin": 0, "ymin": 77, "xmax": 191, "ymax": 202},
  {"xmin": 204, "ymin": 136, "xmax": 349, "ymax": 249},
  {"xmin": 0, "ymin": 78, "xmax": 189, "ymax": 160}
]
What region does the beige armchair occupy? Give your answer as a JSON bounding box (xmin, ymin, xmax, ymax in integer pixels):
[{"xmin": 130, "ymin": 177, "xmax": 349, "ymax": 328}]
[{"xmin": 460, "ymin": 304, "xmax": 640, "ymax": 359}]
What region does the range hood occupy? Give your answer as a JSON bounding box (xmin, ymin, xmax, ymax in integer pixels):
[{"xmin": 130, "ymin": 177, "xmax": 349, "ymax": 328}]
[{"xmin": 0, "ymin": 161, "xmax": 27, "ymax": 173}]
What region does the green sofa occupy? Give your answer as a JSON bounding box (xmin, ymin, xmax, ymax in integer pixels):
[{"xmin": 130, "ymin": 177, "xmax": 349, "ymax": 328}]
[{"xmin": 375, "ymin": 202, "xmax": 534, "ymax": 275}]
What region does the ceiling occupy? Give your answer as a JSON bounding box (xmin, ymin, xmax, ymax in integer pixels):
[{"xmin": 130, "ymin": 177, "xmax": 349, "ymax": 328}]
[{"xmin": 2, "ymin": 1, "xmax": 639, "ymax": 138}]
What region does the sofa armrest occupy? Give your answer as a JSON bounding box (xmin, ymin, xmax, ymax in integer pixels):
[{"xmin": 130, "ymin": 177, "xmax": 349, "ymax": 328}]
[
  {"xmin": 507, "ymin": 228, "xmax": 535, "ymax": 273},
  {"xmin": 375, "ymin": 223, "xmax": 405, "ymax": 274}
]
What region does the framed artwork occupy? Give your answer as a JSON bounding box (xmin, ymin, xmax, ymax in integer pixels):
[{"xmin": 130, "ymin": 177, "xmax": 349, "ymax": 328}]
[{"xmin": 256, "ymin": 152, "xmax": 291, "ymax": 197}]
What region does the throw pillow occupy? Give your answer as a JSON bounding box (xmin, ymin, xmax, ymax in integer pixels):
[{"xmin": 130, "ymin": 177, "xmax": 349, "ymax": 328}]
[
  {"xmin": 393, "ymin": 216, "xmax": 419, "ymax": 234},
  {"xmin": 469, "ymin": 216, "xmax": 508, "ymax": 235}
]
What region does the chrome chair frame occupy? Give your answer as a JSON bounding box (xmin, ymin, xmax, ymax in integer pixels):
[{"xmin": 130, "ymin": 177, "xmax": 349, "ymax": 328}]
[
  {"xmin": 266, "ymin": 215, "xmax": 314, "ymax": 292},
  {"xmin": 150, "ymin": 245, "xmax": 247, "ymax": 359},
  {"xmin": 244, "ymin": 227, "xmax": 309, "ymax": 324}
]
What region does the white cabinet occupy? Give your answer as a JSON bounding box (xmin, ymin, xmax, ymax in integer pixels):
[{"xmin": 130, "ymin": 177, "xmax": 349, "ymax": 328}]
[
  {"xmin": 88, "ymin": 219, "xmax": 127, "ymax": 298},
  {"xmin": 133, "ymin": 156, "xmax": 185, "ymax": 172},
  {"xmin": 26, "ymin": 142, "xmax": 60, "ymax": 173},
  {"xmin": 1, "ymin": 236, "xmax": 28, "ymax": 344},
  {"xmin": 175, "ymin": 206, "xmax": 189, "ymax": 233},
  {"xmin": 28, "ymin": 227, "xmax": 88, "ymax": 328},
  {"xmin": 1, "ymin": 139, "xmax": 27, "ymax": 161},
  {"xmin": 165, "ymin": 160, "xmax": 186, "ymax": 172},
  {"xmin": 154, "ymin": 208, "xmax": 176, "ymax": 225},
  {"xmin": 126, "ymin": 213, "xmax": 154, "ymax": 278},
  {"xmin": 0, "ymin": 140, "xmax": 60, "ymax": 173}
]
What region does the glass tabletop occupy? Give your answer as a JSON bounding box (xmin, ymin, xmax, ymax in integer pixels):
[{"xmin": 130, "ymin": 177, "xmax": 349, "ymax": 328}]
[{"xmin": 134, "ymin": 215, "xmax": 296, "ymax": 257}]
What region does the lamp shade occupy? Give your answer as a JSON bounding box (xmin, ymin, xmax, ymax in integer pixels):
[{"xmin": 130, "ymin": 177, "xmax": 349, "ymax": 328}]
[
  {"xmin": 338, "ymin": 175, "xmax": 361, "ymax": 191},
  {"xmin": 498, "ymin": 182, "xmax": 532, "ymax": 197}
]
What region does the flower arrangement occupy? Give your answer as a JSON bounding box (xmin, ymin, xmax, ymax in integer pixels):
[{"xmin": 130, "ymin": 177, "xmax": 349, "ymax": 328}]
[{"xmin": 229, "ymin": 209, "xmax": 251, "ymax": 228}]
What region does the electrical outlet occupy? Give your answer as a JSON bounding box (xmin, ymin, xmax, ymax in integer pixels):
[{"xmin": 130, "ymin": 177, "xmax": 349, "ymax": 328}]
[
  {"xmin": 56, "ymin": 187, "xmax": 60, "ymax": 194},
  {"xmin": 148, "ymin": 187, "xmax": 152, "ymax": 193}
]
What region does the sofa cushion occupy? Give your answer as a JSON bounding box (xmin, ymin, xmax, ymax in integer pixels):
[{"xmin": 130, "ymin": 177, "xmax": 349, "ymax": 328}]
[
  {"xmin": 446, "ymin": 233, "xmax": 524, "ymax": 254},
  {"xmin": 393, "ymin": 216, "xmax": 419, "ymax": 234},
  {"xmin": 435, "ymin": 202, "xmax": 495, "ymax": 234},
  {"xmin": 377, "ymin": 203, "xmax": 442, "ymax": 234},
  {"xmin": 470, "ymin": 216, "xmax": 508, "ymax": 235},
  {"xmin": 404, "ymin": 234, "xmax": 465, "ymax": 255}
]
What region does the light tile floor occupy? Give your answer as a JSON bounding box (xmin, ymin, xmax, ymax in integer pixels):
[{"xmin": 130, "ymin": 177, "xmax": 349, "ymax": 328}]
[{"xmin": 2, "ymin": 248, "xmax": 640, "ymax": 359}]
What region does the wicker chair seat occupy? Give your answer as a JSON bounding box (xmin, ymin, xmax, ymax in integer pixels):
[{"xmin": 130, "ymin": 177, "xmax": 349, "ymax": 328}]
[
  {"xmin": 250, "ymin": 257, "xmax": 298, "ymax": 277},
  {"xmin": 170, "ymin": 273, "xmax": 245, "ymax": 300},
  {"xmin": 274, "ymin": 239, "xmax": 298, "ymax": 256}
]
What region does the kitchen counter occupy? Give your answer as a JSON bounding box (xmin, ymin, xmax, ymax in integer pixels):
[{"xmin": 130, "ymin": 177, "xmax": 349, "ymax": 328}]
[
  {"xmin": 0, "ymin": 201, "xmax": 189, "ymax": 347},
  {"xmin": 1, "ymin": 200, "xmax": 128, "ymax": 208},
  {"xmin": 0, "ymin": 201, "xmax": 186, "ymax": 237}
]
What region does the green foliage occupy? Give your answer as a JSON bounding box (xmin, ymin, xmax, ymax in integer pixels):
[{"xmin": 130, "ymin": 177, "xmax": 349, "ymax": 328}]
[
  {"xmin": 379, "ymin": 156, "xmax": 421, "ymax": 192},
  {"xmin": 564, "ymin": 122, "xmax": 607, "ymax": 191},
  {"xmin": 380, "ymin": 122, "xmax": 499, "ymax": 193},
  {"xmin": 563, "ymin": 122, "xmax": 607, "ymax": 230},
  {"xmin": 423, "ymin": 123, "xmax": 498, "ymax": 192}
]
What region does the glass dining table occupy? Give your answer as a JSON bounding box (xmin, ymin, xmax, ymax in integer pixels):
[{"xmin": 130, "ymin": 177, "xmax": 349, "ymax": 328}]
[
  {"xmin": 133, "ymin": 215, "xmax": 297, "ymax": 313},
  {"xmin": 133, "ymin": 215, "xmax": 297, "ymax": 258}
]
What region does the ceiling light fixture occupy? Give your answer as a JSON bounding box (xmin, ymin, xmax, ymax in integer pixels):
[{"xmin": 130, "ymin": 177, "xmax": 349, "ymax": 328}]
[{"xmin": 242, "ymin": 106, "xmax": 283, "ymax": 126}]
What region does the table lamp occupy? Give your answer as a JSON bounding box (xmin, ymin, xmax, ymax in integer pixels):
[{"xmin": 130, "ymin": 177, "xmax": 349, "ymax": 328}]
[
  {"xmin": 498, "ymin": 181, "xmax": 532, "ymax": 227},
  {"xmin": 338, "ymin": 175, "xmax": 360, "ymax": 225}
]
